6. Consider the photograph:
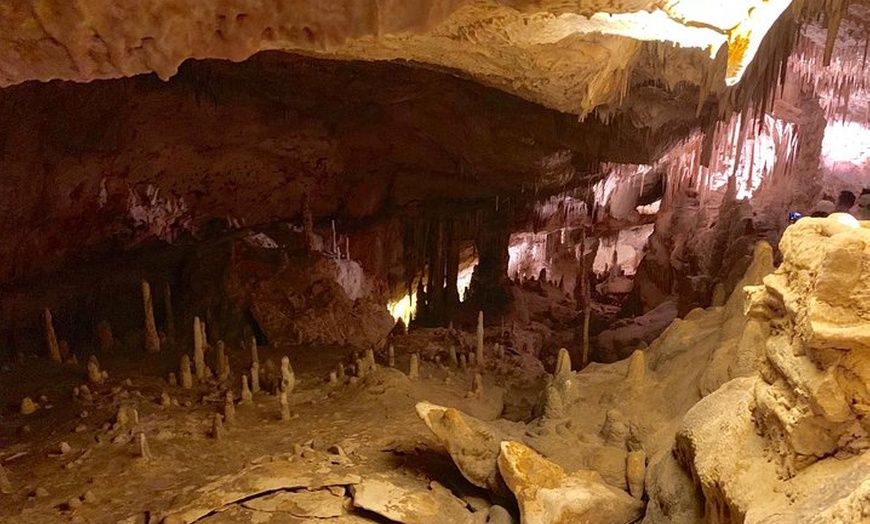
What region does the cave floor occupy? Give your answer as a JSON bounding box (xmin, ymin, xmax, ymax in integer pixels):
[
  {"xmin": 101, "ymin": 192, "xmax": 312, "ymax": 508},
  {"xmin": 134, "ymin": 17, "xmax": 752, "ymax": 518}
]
[{"xmin": 0, "ymin": 333, "xmax": 543, "ymax": 524}]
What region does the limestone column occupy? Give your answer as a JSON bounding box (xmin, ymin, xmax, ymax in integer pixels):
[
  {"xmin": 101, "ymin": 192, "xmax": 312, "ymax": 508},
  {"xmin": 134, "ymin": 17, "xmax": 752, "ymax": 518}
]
[
  {"xmin": 142, "ymin": 281, "xmax": 160, "ymax": 353},
  {"xmin": 44, "ymin": 308, "xmax": 61, "ymax": 362},
  {"xmin": 194, "ymin": 317, "xmax": 205, "ymax": 380}
]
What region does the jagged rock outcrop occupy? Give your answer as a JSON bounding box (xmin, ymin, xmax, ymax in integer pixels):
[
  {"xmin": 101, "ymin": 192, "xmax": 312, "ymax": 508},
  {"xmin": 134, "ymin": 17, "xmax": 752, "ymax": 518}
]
[
  {"xmin": 673, "ymin": 214, "xmax": 870, "ymax": 524},
  {"xmin": 497, "ymin": 440, "xmax": 644, "ymax": 524},
  {"xmin": 747, "ymin": 214, "xmax": 870, "ymax": 475}
]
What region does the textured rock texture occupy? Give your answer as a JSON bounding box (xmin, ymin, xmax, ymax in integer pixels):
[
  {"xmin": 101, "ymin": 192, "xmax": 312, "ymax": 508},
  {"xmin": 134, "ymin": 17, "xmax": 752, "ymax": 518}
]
[
  {"xmin": 0, "ymin": 0, "xmax": 812, "ymax": 119},
  {"xmin": 748, "ymin": 214, "xmax": 870, "ymax": 476},
  {"xmin": 497, "ymin": 440, "xmax": 644, "ymax": 524},
  {"xmin": 672, "ymin": 214, "xmax": 870, "ymax": 524}
]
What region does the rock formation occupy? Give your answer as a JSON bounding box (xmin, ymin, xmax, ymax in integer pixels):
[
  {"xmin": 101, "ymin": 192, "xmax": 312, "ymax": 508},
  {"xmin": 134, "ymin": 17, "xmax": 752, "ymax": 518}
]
[{"xmin": 142, "ymin": 281, "xmax": 161, "ymax": 354}]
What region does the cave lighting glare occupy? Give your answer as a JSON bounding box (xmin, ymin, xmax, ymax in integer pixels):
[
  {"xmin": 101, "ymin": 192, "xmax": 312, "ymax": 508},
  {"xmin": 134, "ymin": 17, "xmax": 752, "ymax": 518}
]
[
  {"xmin": 386, "ymin": 260, "xmax": 478, "ymax": 325},
  {"xmin": 833, "ymin": 212, "xmax": 861, "ymax": 229},
  {"xmin": 821, "ymin": 121, "xmax": 870, "ymax": 166},
  {"xmin": 388, "ymin": 293, "xmax": 415, "ymax": 328}
]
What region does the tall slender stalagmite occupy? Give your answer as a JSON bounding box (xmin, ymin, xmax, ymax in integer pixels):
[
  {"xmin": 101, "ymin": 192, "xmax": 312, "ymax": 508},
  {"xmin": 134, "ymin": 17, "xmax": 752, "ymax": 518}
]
[
  {"xmin": 250, "ymin": 336, "xmax": 259, "ymax": 365},
  {"xmin": 580, "ymin": 226, "xmax": 591, "ymax": 367},
  {"xmin": 142, "ymin": 281, "xmax": 160, "ymax": 353},
  {"xmin": 193, "ymin": 317, "xmax": 205, "ymax": 380},
  {"xmin": 216, "ymin": 341, "xmax": 228, "ymax": 381},
  {"xmin": 476, "ymin": 310, "xmax": 485, "ymax": 367},
  {"xmin": 44, "ymin": 308, "xmax": 61, "ymax": 363}
]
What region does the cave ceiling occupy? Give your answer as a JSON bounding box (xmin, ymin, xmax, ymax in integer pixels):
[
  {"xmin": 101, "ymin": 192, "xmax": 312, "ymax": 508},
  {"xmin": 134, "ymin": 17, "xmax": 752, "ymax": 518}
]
[
  {"xmin": 0, "ymin": 0, "xmax": 854, "ymax": 284},
  {"xmin": 0, "ymin": 0, "xmax": 840, "ymax": 120}
]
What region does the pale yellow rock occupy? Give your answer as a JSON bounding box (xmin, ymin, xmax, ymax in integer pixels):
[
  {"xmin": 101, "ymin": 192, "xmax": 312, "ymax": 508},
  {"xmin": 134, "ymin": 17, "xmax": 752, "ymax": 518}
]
[
  {"xmin": 497, "ymin": 441, "xmax": 643, "ymax": 524},
  {"xmin": 351, "ymin": 475, "xmax": 474, "ymax": 524},
  {"xmin": 554, "ymin": 348, "xmax": 572, "ymax": 378},
  {"xmin": 626, "ymin": 450, "xmax": 646, "ymax": 499},
  {"xmin": 415, "ymin": 402, "xmax": 521, "ymax": 496},
  {"xmin": 625, "ymin": 349, "xmax": 645, "ymax": 385},
  {"xmin": 20, "ymin": 397, "xmax": 37, "ymax": 415},
  {"xmin": 159, "ymin": 460, "xmax": 360, "ymax": 524}
]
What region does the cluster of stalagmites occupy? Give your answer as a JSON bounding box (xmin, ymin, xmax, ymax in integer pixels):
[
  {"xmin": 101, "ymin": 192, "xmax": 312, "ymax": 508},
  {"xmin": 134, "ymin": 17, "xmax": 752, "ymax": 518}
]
[{"xmin": 746, "ymin": 214, "xmax": 870, "ymax": 474}]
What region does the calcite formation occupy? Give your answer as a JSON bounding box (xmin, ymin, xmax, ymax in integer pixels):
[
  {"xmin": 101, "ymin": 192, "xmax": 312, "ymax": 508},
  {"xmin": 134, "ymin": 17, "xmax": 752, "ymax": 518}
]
[
  {"xmin": 44, "ymin": 309, "xmax": 61, "ymax": 363},
  {"xmin": 497, "ymin": 441, "xmax": 643, "ymax": 524},
  {"xmin": 747, "ymin": 214, "xmax": 870, "ymax": 475},
  {"xmin": 142, "ymin": 280, "xmax": 161, "ymax": 354},
  {"xmin": 193, "ymin": 317, "xmax": 206, "ymax": 381}
]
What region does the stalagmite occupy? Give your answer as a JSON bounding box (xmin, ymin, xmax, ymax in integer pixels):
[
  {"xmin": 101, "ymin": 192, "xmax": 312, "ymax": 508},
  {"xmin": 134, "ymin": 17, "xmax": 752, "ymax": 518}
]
[
  {"xmin": 460, "ymin": 354, "xmax": 468, "ymax": 370},
  {"xmin": 163, "ymin": 282, "xmax": 175, "ymax": 340},
  {"xmin": 279, "ymin": 391, "xmax": 290, "ymax": 421},
  {"xmin": 251, "ymin": 361, "xmax": 261, "ymax": 393},
  {"xmin": 469, "ymin": 352, "xmax": 477, "ymax": 368},
  {"xmin": 409, "ymin": 353, "xmax": 420, "ymax": 380},
  {"xmin": 476, "ymin": 311, "xmax": 485, "ymax": 366},
  {"xmin": 241, "ymin": 376, "xmax": 253, "ymax": 404},
  {"xmin": 626, "ymin": 450, "xmax": 646, "ymax": 499},
  {"xmin": 200, "ymin": 319, "xmax": 208, "ymax": 348},
  {"xmin": 211, "ymin": 414, "xmax": 225, "ymax": 439},
  {"xmin": 20, "ymin": 397, "xmax": 37, "ymax": 415},
  {"xmin": 388, "ymin": 345, "xmax": 395, "ymax": 368},
  {"xmin": 160, "ymin": 391, "xmax": 171, "ymax": 407},
  {"xmin": 78, "ymin": 384, "xmax": 94, "ymax": 402},
  {"xmin": 555, "ymin": 348, "xmax": 572, "ymax": 378},
  {"xmin": 280, "ymin": 356, "xmax": 295, "ymax": 394},
  {"xmin": 193, "ymin": 317, "xmax": 205, "ymax": 380},
  {"xmin": 580, "ymin": 226, "xmax": 591, "ymax": 367},
  {"xmin": 338, "ymin": 362, "xmax": 346, "ymax": 380},
  {"xmin": 224, "ymin": 392, "xmax": 236, "ymax": 425},
  {"xmin": 250, "ymin": 336, "xmax": 259, "ymax": 364},
  {"xmin": 355, "ymin": 358, "xmax": 366, "ymax": 378},
  {"xmin": 168, "ymin": 372, "xmax": 178, "ymax": 387},
  {"xmin": 180, "ymin": 355, "xmax": 193, "ymax": 389},
  {"xmin": 87, "ymin": 355, "xmax": 103, "ymax": 384},
  {"xmin": 329, "ymin": 371, "xmax": 338, "ymax": 385},
  {"xmin": 448, "ymin": 346, "xmax": 458, "ymax": 367},
  {"xmin": 365, "ymin": 348, "xmax": 377, "ymax": 371},
  {"xmin": 470, "ymin": 373, "xmax": 484, "ymax": 398},
  {"xmin": 44, "ymin": 309, "xmax": 61, "ymax": 363},
  {"xmin": 138, "ymin": 433, "xmax": 152, "ymax": 461},
  {"xmin": 626, "ymin": 350, "xmax": 645, "ymax": 386},
  {"xmin": 96, "ymin": 320, "xmax": 113, "ymax": 353},
  {"xmin": 142, "ymin": 281, "xmax": 160, "ymax": 353},
  {"xmin": 216, "ymin": 341, "xmax": 228, "ymax": 381}
]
